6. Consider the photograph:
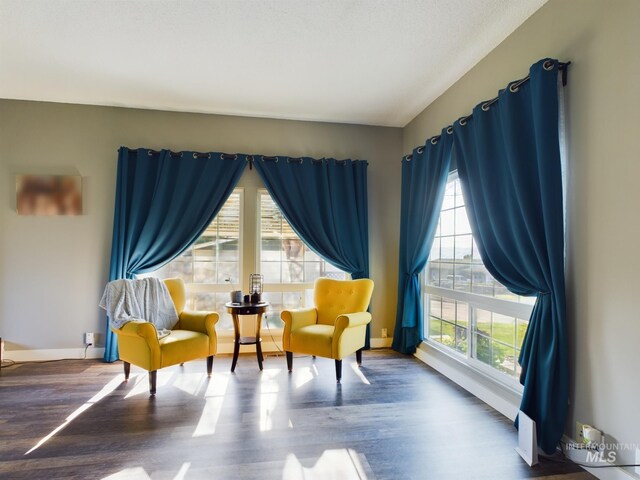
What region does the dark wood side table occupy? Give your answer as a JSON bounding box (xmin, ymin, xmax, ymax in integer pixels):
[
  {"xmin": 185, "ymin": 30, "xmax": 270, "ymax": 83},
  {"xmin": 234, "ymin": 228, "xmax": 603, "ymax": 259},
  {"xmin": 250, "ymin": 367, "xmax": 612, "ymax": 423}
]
[{"xmin": 225, "ymin": 302, "xmax": 269, "ymax": 372}]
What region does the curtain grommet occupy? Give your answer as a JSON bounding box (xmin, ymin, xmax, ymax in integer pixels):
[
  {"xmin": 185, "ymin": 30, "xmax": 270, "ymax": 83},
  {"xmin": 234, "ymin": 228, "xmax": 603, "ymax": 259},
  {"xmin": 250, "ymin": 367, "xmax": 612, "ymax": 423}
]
[
  {"xmin": 481, "ymin": 102, "xmax": 490, "ymax": 112},
  {"xmin": 543, "ymin": 60, "xmax": 554, "ymax": 71},
  {"xmin": 416, "ymin": 147, "xmax": 424, "ymax": 154},
  {"xmin": 446, "ymin": 126, "xmax": 453, "ymax": 135},
  {"xmin": 459, "ymin": 117, "xmax": 468, "ymax": 126},
  {"xmin": 509, "ymin": 84, "xmax": 519, "ymax": 93},
  {"xmin": 430, "ymin": 137, "xmax": 438, "ymax": 145}
]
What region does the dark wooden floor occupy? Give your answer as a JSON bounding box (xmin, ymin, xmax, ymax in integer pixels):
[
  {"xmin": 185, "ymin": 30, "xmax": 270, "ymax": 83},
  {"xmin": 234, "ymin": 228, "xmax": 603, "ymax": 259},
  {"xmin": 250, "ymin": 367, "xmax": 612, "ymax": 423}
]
[{"xmin": 0, "ymin": 350, "xmax": 591, "ymax": 480}]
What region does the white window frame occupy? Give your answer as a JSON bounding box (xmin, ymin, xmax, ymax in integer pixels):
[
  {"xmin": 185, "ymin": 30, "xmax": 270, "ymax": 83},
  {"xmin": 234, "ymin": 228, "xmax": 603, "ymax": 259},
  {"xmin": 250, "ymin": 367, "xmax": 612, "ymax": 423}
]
[{"xmin": 423, "ymin": 173, "xmax": 533, "ymax": 393}]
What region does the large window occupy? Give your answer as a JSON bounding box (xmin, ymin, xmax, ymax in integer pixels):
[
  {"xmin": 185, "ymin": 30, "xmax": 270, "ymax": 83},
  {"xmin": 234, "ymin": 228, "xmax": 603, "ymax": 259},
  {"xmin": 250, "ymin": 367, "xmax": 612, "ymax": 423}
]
[
  {"xmin": 259, "ymin": 190, "xmax": 347, "ymax": 327},
  {"xmin": 424, "ymin": 174, "xmax": 534, "ymax": 384},
  {"xmin": 150, "ymin": 190, "xmax": 242, "ymax": 330}
]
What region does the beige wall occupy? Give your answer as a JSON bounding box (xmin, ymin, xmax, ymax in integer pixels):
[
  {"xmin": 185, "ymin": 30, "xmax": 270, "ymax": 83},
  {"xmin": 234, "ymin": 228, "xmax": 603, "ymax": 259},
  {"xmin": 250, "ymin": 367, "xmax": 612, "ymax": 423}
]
[
  {"xmin": 0, "ymin": 100, "xmax": 401, "ymax": 351},
  {"xmin": 404, "ymin": 0, "xmax": 640, "ymax": 470}
]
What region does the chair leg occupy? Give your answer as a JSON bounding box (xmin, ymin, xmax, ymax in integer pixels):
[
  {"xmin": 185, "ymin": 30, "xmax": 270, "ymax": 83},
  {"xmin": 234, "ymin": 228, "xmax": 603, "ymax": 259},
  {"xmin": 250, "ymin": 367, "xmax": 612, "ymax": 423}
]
[
  {"xmin": 335, "ymin": 359, "xmax": 342, "ymax": 384},
  {"xmin": 356, "ymin": 348, "xmax": 363, "ymax": 366},
  {"xmin": 149, "ymin": 370, "xmax": 157, "ymax": 395},
  {"xmin": 123, "ymin": 361, "xmax": 130, "ymax": 380},
  {"xmin": 207, "ymin": 355, "xmax": 214, "ymax": 376},
  {"xmin": 286, "ymin": 351, "xmax": 293, "ymax": 372}
]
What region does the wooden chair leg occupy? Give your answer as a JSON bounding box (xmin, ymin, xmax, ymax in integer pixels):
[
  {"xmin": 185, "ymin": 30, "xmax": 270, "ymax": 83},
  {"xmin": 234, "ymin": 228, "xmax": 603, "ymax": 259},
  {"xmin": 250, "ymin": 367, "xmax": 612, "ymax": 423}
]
[
  {"xmin": 123, "ymin": 361, "xmax": 130, "ymax": 380},
  {"xmin": 286, "ymin": 351, "xmax": 293, "ymax": 372},
  {"xmin": 149, "ymin": 370, "xmax": 157, "ymax": 395},
  {"xmin": 356, "ymin": 348, "xmax": 363, "ymax": 366},
  {"xmin": 335, "ymin": 359, "xmax": 342, "ymax": 383},
  {"xmin": 207, "ymin": 355, "xmax": 214, "ymax": 376}
]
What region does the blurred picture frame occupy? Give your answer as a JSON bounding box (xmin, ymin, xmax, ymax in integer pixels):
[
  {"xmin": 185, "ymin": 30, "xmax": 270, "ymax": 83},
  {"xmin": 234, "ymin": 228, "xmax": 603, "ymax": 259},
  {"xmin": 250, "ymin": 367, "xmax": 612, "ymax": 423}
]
[{"xmin": 16, "ymin": 175, "xmax": 82, "ymax": 216}]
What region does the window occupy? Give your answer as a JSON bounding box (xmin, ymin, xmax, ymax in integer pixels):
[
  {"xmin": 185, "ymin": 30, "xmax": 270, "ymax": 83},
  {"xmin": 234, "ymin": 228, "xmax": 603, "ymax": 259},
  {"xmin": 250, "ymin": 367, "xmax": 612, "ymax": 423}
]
[
  {"xmin": 424, "ymin": 174, "xmax": 534, "ymax": 385},
  {"xmin": 150, "ymin": 190, "xmax": 242, "ymax": 330},
  {"xmin": 258, "ymin": 190, "xmax": 347, "ymax": 327}
]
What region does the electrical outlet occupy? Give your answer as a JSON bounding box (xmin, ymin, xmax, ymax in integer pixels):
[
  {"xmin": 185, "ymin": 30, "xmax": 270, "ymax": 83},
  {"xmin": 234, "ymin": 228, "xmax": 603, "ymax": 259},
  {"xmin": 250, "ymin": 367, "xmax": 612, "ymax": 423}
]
[
  {"xmin": 381, "ymin": 328, "xmax": 388, "ymax": 338},
  {"xmin": 84, "ymin": 332, "xmax": 94, "ymax": 346},
  {"xmin": 576, "ymin": 421, "xmax": 585, "ymax": 443}
]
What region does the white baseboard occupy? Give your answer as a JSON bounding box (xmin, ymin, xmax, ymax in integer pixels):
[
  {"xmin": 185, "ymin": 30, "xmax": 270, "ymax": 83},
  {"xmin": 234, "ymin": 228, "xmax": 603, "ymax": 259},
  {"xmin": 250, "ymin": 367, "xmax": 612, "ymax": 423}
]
[
  {"xmin": 561, "ymin": 435, "xmax": 638, "ymax": 480},
  {"xmin": 414, "ymin": 343, "xmax": 520, "ymax": 421},
  {"xmin": 4, "ymin": 347, "xmax": 106, "ymax": 362},
  {"xmin": 370, "ymin": 337, "xmax": 393, "ymax": 348}
]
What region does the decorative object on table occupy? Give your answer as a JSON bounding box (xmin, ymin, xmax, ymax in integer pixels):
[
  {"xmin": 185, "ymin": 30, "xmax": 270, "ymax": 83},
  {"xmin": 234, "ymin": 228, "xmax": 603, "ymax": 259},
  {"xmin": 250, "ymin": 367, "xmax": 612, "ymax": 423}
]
[
  {"xmin": 16, "ymin": 174, "xmax": 82, "ymax": 215},
  {"xmin": 230, "ymin": 290, "xmax": 243, "ymax": 304},
  {"xmin": 244, "ymin": 294, "xmax": 250, "ymax": 303},
  {"xmin": 249, "ymin": 273, "xmax": 263, "ymax": 303},
  {"xmin": 282, "ymin": 277, "xmax": 374, "ymax": 383}
]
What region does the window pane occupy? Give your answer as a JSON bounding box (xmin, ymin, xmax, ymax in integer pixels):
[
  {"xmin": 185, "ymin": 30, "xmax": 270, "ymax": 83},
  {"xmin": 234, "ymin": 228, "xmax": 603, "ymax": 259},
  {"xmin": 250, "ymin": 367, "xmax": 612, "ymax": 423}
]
[
  {"xmin": 454, "ymin": 206, "xmax": 472, "ymax": 234},
  {"xmin": 304, "ymin": 262, "xmax": 321, "ymax": 282},
  {"xmin": 429, "ymin": 237, "xmax": 441, "ymax": 261},
  {"xmin": 456, "ymin": 301, "xmax": 468, "ymax": 328},
  {"xmin": 516, "ymin": 318, "xmax": 529, "ymax": 348},
  {"xmin": 453, "ymin": 264, "xmax": 471, "ymax": 292},
  {"xmin": 428, "ymin": 317, "xmax": 441, "ymax": 342},
  {"xmin": 471, "ymin": 264, "xmax": 494, "ymax": 296},
  {"xmin": 442, "ymin": 182, "xmax": 455, "ymax": 210},
  {"xmin": 441, "ymin": 236, "xmax": 454, "ymax": 261},
  {"xmin": 454, "ymin": 234, "xmax": 472, "ymax": 261},
  {"xmin": 261, "ymin": 262, "xmax": 281, "ymax": 283},
  {"xmin": 427, "ymin": 262, "xmax": 440, "ymax": 287},
  {"xmin": 476, "ymin": 309, "xmax": 492, "ymax": 337},
  {"xmin": 440, "ymin": 209, "xmax": 455, "ymax": 236},
  {"xmin": 430, "ymin": 295, "xmax": 442, "ymax": 319},
  {"xmin": 442, "ymin": 297, "xmax": 455, "ymax": 321},
  {"xmin": 492, "ymin": 313, "xmax": 516, "ymax": 346},
  {"xmin": 193, "ymin": 262, "xmax": 216, "ymax": 284},
  {"xmin": 455, "ymin": 326, "xmax": 468, "ymax": 354},
  {"xmin": 441, "ymin": 321, "xmax": 455, "ymax": 347},
  {"xmin": 440, "ymin": 263, "xmax": 454, "ymax": 289}
]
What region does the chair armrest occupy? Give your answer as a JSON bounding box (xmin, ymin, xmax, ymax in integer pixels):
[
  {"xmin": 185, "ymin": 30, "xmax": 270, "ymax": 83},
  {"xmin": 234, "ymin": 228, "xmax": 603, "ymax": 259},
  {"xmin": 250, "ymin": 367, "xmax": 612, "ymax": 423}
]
[
  {"xmin": 115, "ymin": 320, "xmax": 160, "ymax": 344},
  {"xmin": 179, "ymin": 310, "xmax": 219, "ymax": 336},
  {"xmin": 281, "ymin": 307, "xmax": 318, "ymax": 332},
  {"xmin": 334, "ymin": 312, "xmax": 372, "ymax": 330},
  {"xmin": 281, "ymin": 308, "xmax": 318, "ymax": 351},
  {"xmin": 113, "ymin": 321, "xmax": 162, "ymax": 370}
]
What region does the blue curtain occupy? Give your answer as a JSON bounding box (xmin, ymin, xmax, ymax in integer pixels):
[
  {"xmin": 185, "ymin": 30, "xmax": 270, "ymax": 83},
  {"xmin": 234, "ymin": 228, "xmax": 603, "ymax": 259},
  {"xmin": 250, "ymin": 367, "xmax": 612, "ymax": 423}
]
[
  {"xmin": 103, "ymin": 148, "xmax": 247, "ymax": 362},
  {"xmin": 253, "ymin": 157, "xmax": 371, "ymax": 346},
  {"xmin": 453, "ymin": 59, "xmax": 567, "ymax": 453},
  {"xmin": 392, "ymin": 130, "xmax": 453, "ymax": 354}
]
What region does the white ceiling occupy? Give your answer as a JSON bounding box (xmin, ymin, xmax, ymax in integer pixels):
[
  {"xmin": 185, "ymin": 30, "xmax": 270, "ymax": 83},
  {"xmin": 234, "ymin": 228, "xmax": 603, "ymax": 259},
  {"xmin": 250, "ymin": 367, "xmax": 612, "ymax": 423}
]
[{"xmin": 0, "ymin": 0, "xmax": 547, "ymax": 127}]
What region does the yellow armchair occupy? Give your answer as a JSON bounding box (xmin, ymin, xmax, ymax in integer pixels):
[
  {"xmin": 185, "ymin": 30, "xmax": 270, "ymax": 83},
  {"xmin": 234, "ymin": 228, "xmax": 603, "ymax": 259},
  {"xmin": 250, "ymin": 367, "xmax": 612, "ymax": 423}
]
[
  {"xmin": 111, "ymin": 278, "xmax": 219, "ymax": 394},
  {"xmin": 281, "ymin": 277, "xmax": 374, "ymax": 383}
]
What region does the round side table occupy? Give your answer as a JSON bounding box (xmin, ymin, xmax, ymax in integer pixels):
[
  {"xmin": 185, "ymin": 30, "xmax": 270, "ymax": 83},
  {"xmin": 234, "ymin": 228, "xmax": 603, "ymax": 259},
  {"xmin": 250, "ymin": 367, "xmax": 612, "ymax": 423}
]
[{"xmin": 225, "ymin": 302, "xmax": 270, "ymax": 372}]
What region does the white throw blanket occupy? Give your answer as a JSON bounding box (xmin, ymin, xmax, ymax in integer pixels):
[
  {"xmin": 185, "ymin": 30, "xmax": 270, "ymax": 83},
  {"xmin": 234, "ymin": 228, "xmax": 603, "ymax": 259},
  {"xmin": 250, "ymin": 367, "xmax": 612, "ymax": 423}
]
[{"xmin": 99, "ymin": 278, "xmax": 178, "ymax": 334}]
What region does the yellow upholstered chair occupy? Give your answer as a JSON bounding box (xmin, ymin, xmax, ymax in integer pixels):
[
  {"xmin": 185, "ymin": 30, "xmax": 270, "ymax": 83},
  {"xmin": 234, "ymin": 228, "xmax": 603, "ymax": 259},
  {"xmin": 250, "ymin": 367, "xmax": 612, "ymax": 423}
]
[
  {"xmin": 281, "ymin": 277, "xmax": 374, "ymax": 383},
  {"xmin": 111, "ymin": 278, "xmax": 219, "ymax": 394}
]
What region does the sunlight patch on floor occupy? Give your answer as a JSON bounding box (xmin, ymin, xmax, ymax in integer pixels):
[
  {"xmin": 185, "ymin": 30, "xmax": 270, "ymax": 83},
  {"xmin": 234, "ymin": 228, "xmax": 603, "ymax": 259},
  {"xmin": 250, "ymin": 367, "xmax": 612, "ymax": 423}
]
[
  {"xmin": 173, "ymin": 462, "xmax": 191, "ymax": 480},
  {"xmin": 350, "ymin": 362, "xmax": 371, "ymax": 385},
  {"xmin": 260, "ymin": 368, "xmax": 281, "ymax": 432},
  {"xmin": 26, "ymin": 374, "xmax": 123, "ymax": 455},
  {"xmin": 282, "ymin": 449, "xmax": 368, "ymax": 480},
  {"xmin": 294, "ymin": 366, "xmax": 317, "ymax": 389},
  {"xmin": 192, "ymin": 373, "xmax": 229, "ymax": 437},
  {"xmin": 172, "ymin": 372, "xmax": 207, "ymax": 396}
]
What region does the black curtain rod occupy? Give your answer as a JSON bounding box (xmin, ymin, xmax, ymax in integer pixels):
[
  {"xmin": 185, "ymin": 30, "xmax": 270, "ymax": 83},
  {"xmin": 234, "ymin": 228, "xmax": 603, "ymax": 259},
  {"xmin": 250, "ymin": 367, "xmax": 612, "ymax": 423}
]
[{"xmin": 404, "ymin": 60, "xmax": 570, "ymax": 160}]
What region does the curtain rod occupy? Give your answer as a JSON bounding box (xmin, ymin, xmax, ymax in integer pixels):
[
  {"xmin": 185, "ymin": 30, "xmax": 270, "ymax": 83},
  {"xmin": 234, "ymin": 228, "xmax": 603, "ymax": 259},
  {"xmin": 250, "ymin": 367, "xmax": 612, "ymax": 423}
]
[
  {"xmin": 120, "ymin": 148, "xmax": 367, "ymax": 170},
  {"xmin": 404, "ymin": 60, "xmax": 570, "ymax": 160}
]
